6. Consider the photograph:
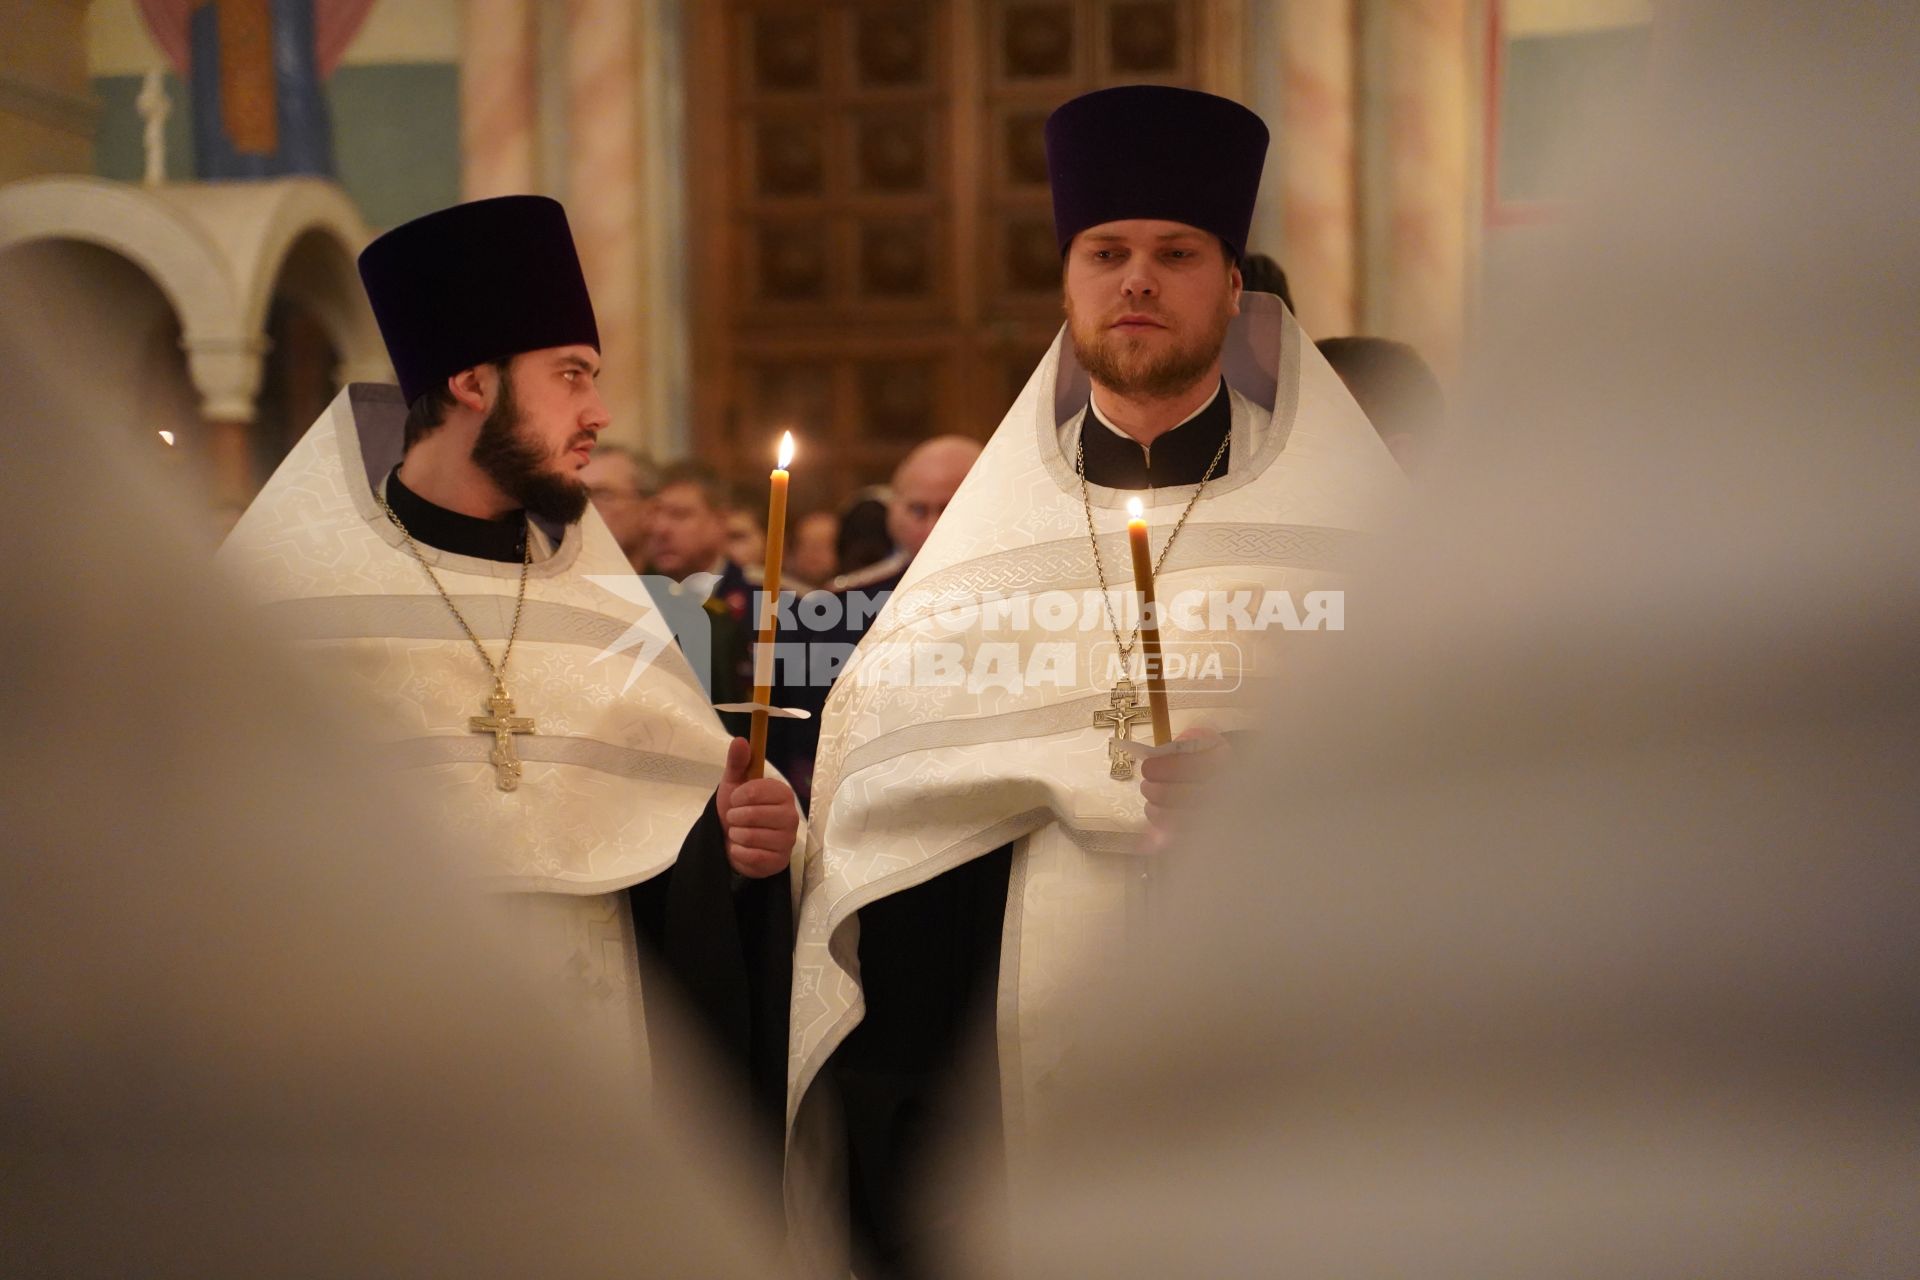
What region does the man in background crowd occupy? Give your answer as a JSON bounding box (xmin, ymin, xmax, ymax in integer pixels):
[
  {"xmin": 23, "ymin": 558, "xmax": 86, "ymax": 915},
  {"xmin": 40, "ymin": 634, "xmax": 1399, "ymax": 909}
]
[
  {"xmin": 832, "ymin": 489, "xmax": 896, "ymax": 584},
  {"xmin": 1319, "ymin": 336, "xmax": 1444, "ymax": 475},
  {"xmin": 1239, "ymin": 251, "xmax": 1294, "ymax": 314},
  {"xmin": 647, "ymin": 461, "xmax": 753, "ymax": 624},
  {"xmin": 867, "ymin": 435, "xmax": 982, "ymax": 595},
  {"xmin": 581, "ymin": 441, "xmax": 658, "ymax": 571},
  {"xmin": 724, "ymin": 494, "xmax": 767, "ymax": 578},
  {"xmin": 774, "ymin": 434, "xmax": 982, "ymax": 808},
  {"xmin": 789, "ymin": 510, "xmax": 840, "ymax": 590}
]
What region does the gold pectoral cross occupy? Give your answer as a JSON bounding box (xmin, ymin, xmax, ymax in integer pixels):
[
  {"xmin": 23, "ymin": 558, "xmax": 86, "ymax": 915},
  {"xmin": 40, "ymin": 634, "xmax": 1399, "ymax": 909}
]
[
  {"xmin": 1092, "ymin": 678, "xmax": 1148, "ymax": 780},
  {"xmin": 469, "ymin": 680, "xmax": 535, "ymax": 791}
]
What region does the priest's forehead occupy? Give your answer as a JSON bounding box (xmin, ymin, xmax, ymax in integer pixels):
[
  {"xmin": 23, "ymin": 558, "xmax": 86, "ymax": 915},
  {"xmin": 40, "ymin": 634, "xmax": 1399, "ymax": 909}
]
[
  {"xmin": 1074, "ymin": 220, "xmax": 1222, "ymax": 251},
  {"xmin": 521, "ymin": 344, "xmax": 602, "ymax": 376}
]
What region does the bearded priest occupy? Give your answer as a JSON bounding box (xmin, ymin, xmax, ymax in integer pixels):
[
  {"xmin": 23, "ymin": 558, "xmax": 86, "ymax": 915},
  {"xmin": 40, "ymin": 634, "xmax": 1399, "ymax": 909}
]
[
  {"xmin": 218, "ymin": 196, "xmax": 801, "ymax": 1170},
  {"xmin": 786, "ymin": 87, "xmax": 1409, "ymax": 1277}
]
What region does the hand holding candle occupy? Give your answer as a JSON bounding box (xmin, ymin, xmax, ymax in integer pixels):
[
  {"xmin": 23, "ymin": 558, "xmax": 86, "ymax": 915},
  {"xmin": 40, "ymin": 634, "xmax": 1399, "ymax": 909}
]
[
  {"xmin": 746, "ymin": 431, "xmax": 794, "ymax": 778},
  {"xmin": 1126, "ymin": 496, "xmax": 1172, "ymax": 746}
]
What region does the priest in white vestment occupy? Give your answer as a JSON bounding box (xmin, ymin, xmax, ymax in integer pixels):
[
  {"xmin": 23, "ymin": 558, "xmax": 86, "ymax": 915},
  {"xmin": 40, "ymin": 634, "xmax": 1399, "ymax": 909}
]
[
  {"xmin": 218, "ymin": 197, "xmax": 802, "ymax": 1166},
  {"xmin": 784, "ymin": 87, "xmax": 1407, "ymax": 1276}
]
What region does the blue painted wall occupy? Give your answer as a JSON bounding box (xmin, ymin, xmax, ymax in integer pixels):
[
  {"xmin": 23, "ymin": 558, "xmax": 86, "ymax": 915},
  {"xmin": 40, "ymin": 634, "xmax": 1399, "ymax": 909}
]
[
  {"xmin": 93, "ymin": 62, "xmax": 460, "ymax": 229},
  {"xmin": 1499, "ymin": 26, "xmax": 1651, "ymax": 203}
]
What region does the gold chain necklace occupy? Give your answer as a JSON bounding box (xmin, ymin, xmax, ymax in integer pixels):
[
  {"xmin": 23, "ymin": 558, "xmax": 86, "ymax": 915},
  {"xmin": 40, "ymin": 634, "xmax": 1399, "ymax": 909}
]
[
  {"xmin": 1078, "ymin": 412, "xmax": 1230, "ymax": 780},
  {"xmin": 376, "ymin": 486, "xmax": 536, "ymax": 792}
]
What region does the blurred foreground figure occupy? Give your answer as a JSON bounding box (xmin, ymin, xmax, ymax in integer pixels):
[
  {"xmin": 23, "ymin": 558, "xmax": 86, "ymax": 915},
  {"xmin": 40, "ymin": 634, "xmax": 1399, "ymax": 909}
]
[
  {"xmin": 0, "ymin": 259, "xmax": 779, "ymax": 1276},
  {"xmin": 956, "ymin": 6, "xmax": 1919, "ymax": 1278}
]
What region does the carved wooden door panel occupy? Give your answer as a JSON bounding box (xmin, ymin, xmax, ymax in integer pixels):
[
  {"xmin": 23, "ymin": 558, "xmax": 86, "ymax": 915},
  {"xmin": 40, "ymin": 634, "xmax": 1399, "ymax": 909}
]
[{"xmin": 690, "ymin": 0, "xmax": 1214, "ymax": 508}]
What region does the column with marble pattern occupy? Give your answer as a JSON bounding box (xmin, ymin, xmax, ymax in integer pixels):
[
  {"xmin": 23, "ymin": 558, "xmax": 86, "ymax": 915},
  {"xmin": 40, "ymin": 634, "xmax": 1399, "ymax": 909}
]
[
  {"xmin": 1279, "ymin": 0, "xmax": 1360, "ymax": 339},
  {"xmin": 564, "ymin": 0, "xmax": 646, "ymax": 448},
  {"xmin": 1371, "ymin": 0, "xmax": 1476, "ymax": 377},
  {"xmin": 461, "ymin": 0, "xmax": 539, "ymax": 198}
]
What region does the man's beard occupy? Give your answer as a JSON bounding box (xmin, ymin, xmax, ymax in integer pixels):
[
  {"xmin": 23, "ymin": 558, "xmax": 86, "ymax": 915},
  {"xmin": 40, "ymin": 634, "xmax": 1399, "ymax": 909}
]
[
  {"xmin": 1066, "ymin": 292, "xmax": 1233, "ymax": 401},
  {"xmin": 469, "ymin": 368, "xmax": 591, "ymax": 525}
]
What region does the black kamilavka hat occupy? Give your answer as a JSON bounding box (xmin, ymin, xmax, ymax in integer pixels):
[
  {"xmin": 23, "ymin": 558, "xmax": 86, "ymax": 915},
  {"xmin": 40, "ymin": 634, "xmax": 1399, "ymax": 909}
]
[
  {"xmin": 357, "ymin": 195, "xmax": 600, "ymax": 405},
  {"xmin": 1045, "ymin": 85, "xmax": 1269, "ymax": 261}
]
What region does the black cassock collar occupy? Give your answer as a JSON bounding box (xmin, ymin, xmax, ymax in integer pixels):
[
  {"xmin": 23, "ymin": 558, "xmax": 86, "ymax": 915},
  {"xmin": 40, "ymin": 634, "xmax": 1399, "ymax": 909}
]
[
  {"xmin": 384, "ymin": 467, "xmax": 528, "ymax": 563},
  {"xmin": 1078, "ymin": 378, "xmax": 1232, "ymax": 490}
]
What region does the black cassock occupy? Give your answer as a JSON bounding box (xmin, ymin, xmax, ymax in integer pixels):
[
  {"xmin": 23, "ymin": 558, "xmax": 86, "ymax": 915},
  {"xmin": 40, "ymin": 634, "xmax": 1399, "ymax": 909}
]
[
  {"xmin": 831, "ymin": 384, "xmax": 1232, "ymax": 1279},
  {"xmin": 384, "ymin": 472, "xmax": 791, "ymax": 1188}
]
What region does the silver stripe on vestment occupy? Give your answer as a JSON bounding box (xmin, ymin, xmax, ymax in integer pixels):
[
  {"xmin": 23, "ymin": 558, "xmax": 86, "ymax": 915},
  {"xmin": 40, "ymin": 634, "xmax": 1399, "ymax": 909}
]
[
  {"xmin": 258, "ymin": 595, "xmax": 709, "ymax": 696},
  {"xmin": 378, "ymin": 733, "xmax": 724, "ymax": 788},
  {"xmin": 876, "ymin": 521, "xmax": 1364, "ymax": 644},
  {"xmin": 834, "ymin": 681, "xmax": 1277, "ymax": 783}
]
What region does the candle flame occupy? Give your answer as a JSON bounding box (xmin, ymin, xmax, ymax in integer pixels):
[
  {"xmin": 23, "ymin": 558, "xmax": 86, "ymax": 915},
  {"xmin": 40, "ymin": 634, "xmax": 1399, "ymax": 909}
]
[
  {"xmin": 157, "ymin": 430, "xmax": 176, "ymax": 447},
  {"xmin": 777, "ymin": 431, "xmax": 795, "ymax": 469},
  {"xmin": 1126, "ymin": 496, "xmax": 1144, "ymax": 520}
]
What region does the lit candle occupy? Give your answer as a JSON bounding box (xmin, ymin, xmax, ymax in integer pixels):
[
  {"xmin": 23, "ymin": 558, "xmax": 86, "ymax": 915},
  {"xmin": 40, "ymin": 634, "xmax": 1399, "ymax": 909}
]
[
  {"xmin": 747, "ymin": 431, "xmax": 795, "ymax": 778},
  {"xmin": 1127, "ymin": 496, "xmax": 1172, "ymax": 746}
]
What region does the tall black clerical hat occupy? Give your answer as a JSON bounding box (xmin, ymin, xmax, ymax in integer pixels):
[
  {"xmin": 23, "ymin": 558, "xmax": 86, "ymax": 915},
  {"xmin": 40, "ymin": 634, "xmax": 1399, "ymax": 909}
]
[
  {"xmin": 357, "ymin": 195, "xmax": 600, "ymax": 405},
  {"xmin": 1044, "ymin": 85, "xmax": 1269, "ymax": 261}
]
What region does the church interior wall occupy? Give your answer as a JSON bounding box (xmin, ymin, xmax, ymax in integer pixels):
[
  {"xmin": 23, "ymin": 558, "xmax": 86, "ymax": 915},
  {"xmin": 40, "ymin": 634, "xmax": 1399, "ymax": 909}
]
[
  {"xmin": 0, "ymin": 236, "xmax": 201, "ymax": 473},
  {"xmin": 455, "ymin": 0, "xmax": 691, "ymax": 462},
  {"xmin": 1476, "ymin": 0, "xmax": 1653, "ymax": 367},
  {"xmin": 86, "ymin": 0, "xmax": 462, "ymax": 229},
  {"xmin": 7, "ymin": 0, "xmax": 1650, "ymax": 511},
  {"xmin": 1489, "ymin": 0, "xmax": 1651, "ymax": 210},
  {"xmin": 251, "ymin": 227, "xmax": 358, "ymax": 472},
  {"xmin": 0, "ymin": 0, "xmax": 97, "ymax": 184}
]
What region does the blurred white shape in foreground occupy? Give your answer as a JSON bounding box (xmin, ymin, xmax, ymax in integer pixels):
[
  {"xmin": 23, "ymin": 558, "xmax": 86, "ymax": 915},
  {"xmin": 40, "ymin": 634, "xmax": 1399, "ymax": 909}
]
[{"xmin": 962, "ymin": 5, "xmax": 1919, "ymax": 1278}]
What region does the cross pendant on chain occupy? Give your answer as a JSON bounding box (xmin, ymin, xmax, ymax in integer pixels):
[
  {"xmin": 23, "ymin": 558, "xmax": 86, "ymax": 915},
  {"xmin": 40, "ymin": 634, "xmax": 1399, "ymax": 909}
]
[
  {"xmin": 470, "ymin": 679, "xmax": 536, "ymax": 791},
  {"xmin": 1092, "ymin": 678, "xmax": 1149, "ymax": 780}
]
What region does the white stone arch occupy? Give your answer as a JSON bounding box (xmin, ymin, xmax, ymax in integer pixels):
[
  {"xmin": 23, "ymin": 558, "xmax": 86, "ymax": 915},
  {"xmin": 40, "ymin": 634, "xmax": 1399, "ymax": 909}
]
[
  {"xmin": 158, "ymin": 177, "xmax": 390, "ymax": 392},
  {"xmin": 0, "ymin": 175, "xmax": 243, "ymax": 414},
  {"xmin": 0, "ymin": 175, "xmax": 390, "ymax": 424}
]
